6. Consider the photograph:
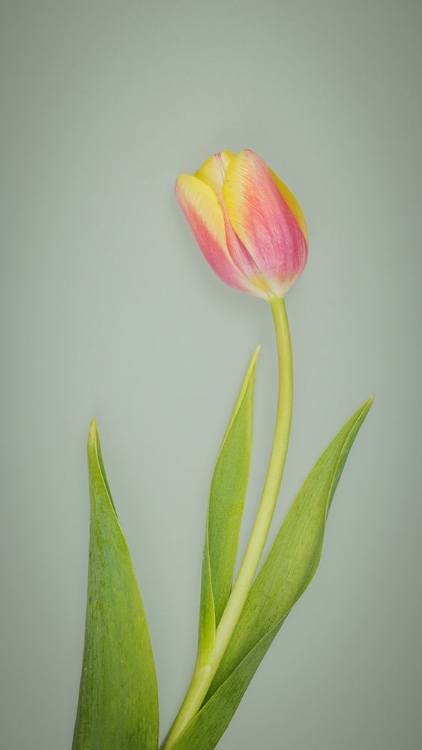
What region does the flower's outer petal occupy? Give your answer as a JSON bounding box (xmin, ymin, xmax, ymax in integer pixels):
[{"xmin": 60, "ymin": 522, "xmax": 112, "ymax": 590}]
[
  {"xmin": 222, "ymin": 216, "xmax": 273, "ymax": 299},
  {"xmin": 195, "ymin": 152, "xmax": 273, "ymax": 299},
  {"xmin": 269, "ymin": 169, "xmax": 308, "ymax": 242},
  {"xmin": 195, "ymin": 151, "xmax": 234, "ymax": 194},
  {"xmin": 194, "ymin": 152, "xmax": 275, "ymax": 299},
  {"xmin": 175, "ymin": 174, "xmax": 255, "ymax": 294},
  {"xmin": 222, "ymin": 150, "xmax": 308, "ymax": 294}
]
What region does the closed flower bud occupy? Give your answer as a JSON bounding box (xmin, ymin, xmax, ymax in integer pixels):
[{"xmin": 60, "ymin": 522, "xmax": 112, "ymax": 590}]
[{"xmin": 175, "ymin": 149, "xmax": 308, "ymax": 299}]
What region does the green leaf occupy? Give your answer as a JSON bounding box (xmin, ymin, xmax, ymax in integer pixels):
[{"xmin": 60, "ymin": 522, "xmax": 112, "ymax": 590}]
[
  {"xmin": 72, "ymin": 422, "xmax": 159, "ymax": 750},
  {"xmin": 210, "ymin": 396, "xmax": 373, "ymax": 694},
  {"xmin": 198, "ymin": 527, "xmax": 216, "ymax": 665},
  {"xmin": 172, "ymin": 397, "xmax": 373, "ymax": 749},
  {"xmin": 198, "ymin": 348, "xmax": 259, "ymax": 664}
]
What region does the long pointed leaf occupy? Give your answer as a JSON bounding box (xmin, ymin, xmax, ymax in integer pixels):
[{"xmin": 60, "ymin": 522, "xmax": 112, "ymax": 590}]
[
  {"xmin": 172, "ymin": 397, "xmax": 373, "ymax": 749},
  {"xmin": 198, "ymin": 348, "xmax": 259, "ymax": 661},
  {"xmin": 209, "ymin": 396, "xmax": 373, "ymax": 696},
  {"xmin": 72, "ymin": 422, "xmax": 159, "ymax": 750}
]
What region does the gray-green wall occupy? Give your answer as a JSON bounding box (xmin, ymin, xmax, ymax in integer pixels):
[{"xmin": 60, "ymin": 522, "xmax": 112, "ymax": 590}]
[{"xmin": 1, "ymin": 1, "xmax": 421, "ymax": 748}]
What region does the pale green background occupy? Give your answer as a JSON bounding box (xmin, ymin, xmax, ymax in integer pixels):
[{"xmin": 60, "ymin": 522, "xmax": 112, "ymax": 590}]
[{"xmin": 1, "ymin": 1, "xmax": 421, "ymax": 748}]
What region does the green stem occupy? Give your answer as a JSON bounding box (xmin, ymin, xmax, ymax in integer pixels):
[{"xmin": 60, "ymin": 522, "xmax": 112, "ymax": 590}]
[
  {"xmin": 163, "ymin": 297, "xmax": 293, "ymax": 749},
  {"xmin": 213, "ymin": 296, "xmax": 293, "ymax": 659}
]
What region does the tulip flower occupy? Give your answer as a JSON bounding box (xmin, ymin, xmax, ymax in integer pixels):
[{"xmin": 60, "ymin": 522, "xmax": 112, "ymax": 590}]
[
  {"xmin": 175, "ymin": 149, "xmax": 308, "ymax": 299},
  {"xmin": 73, "ymin": 148, "xmax": 373, "ymax": 750},
  {"xmin": 167, "ymin": 152, "xmax": 306, "ymax": 745}
]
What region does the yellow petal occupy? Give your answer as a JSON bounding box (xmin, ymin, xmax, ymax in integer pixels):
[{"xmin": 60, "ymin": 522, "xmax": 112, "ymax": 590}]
[
  {"xmin": 195, "ymin": 151, "xmax": 235, "ymax": 194},
  {"xmin": 270, "ymin": 169, "xmax": 308, "ymax": 241},
  {"xmin": 175, "ymin": 174, "xmax": 255, "ymax": 293},
  {"xmin": 176, "ymin": 173, "xmax": 227, "ymax": 249}
]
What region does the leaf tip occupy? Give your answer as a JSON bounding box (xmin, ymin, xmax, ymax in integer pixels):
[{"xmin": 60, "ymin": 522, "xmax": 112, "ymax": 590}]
[
  {"xmin": 87, "ymin": 421, "xmax": 102, "ymax": 465},
  {"xmin": 247, "ymin": 345, "xmax": 260, "ymax": 378},
  {"xmin": 88, "ymin": 419, "xmax": 98, "ymax": 445},
  {"xmin": 363, "ymin": 395, "xmax": 375, "ymax": 414}
]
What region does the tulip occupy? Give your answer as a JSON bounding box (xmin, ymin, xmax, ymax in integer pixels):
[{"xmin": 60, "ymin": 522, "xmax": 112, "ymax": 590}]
[
  {"xmin": 175, "ymin": 149, "xmax": 308, "ymax": 299},
  {"xmin": 167, "ymin": 148, "xmax": 307, "ymax": 745}
]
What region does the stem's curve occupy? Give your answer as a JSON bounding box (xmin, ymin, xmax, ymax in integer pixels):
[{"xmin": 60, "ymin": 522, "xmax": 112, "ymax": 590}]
[
  {"xmin": 163, "ymin": 297, "xmax": 293, "ymax": 749},
  {"xmin": 213, "ymin": 296, "xmax": 293, "ymax": 662}
]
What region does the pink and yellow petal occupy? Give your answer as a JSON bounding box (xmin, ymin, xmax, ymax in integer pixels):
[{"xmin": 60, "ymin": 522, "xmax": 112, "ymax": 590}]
[
  {"xmin": 269, "ymin": 169, "xmax": 308, "ymax": 242},
  {"xmin": 222, "ymin": 150, "xmax": 308, "ymax": 287},
  {"xmin": 175, "ymin": 174, "xmax": 254, "ymax": 294},
  {"xmin": 222, "ymin": 215, "xmax": 273, "ymax": 298},
  {"xmin": 195, "ymin": 150, "xmax": 234, "ymax": 194}
]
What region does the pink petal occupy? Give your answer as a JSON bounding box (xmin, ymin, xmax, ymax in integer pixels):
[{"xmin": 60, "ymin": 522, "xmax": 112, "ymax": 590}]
[
  {"xmin": 175, "ymin": 174, "xmax": 256, "ymax": 295},
  {"xmin": 222, "ymin": 150, "xmax": 308, "ymax": 293}
]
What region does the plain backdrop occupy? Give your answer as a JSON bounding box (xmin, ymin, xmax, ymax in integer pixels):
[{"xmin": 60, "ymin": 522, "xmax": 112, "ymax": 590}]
[{"xmin": 1, "ymin": 1, "xmax": 421, "ymax": 748}]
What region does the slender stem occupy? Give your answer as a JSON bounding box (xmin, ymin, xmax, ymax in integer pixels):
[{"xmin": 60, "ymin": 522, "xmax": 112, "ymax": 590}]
[
  {"xmin": 163, "ymin": 297, "xmax": 293, "ymax": 749},
  {"xmin": 213, "ymin": 296, "xmax": 293, "ymax": 659}
]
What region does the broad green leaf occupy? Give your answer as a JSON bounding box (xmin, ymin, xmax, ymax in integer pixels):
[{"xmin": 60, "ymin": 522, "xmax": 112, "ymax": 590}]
[
  {"xmin": 172, "ymin": 397, "xmax": 373, "ymax": 749},
  {"xmin": 72, "ymin": 422, "xmax": 159, "ymax": 750},
  {"xmin": 209, "ymin": 396, "xmax": 373, "ymax": 696},
  {"xmin": 198, "ymin": 347, "xmax": 259, "ymax": 663}
]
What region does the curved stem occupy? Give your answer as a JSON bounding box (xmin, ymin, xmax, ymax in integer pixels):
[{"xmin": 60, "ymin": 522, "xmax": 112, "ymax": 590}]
[
  {"xmin": 213, "ymin": 296, "xmax": 293, "ymax": 660},
  {"xmin": 163, "ymin": 297, "xmax": 293, "ymax": 749}
]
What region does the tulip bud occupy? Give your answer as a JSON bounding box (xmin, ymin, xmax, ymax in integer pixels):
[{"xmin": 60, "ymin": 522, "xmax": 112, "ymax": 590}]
[{"xmin": 175, "ymin": 149, "xmax": 308, "ymax": 299}]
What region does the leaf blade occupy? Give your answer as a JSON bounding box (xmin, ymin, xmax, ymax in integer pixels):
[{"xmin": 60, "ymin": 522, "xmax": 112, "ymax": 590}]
[
  {"xmin": 72, "ymin": 422, "xmax": 159, "ymax": 750},
  {"xmin": 170, "ymin": 397, "xmax": 372, "ymax": 749},
  {"xmin": 198, "ymin": 348, "xmax": 259, "ymax": 659},
  {"xmin": 209, "ymin": 397, "xmax": 373, "ymax": 697}
]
